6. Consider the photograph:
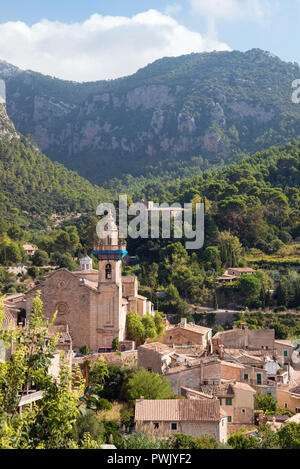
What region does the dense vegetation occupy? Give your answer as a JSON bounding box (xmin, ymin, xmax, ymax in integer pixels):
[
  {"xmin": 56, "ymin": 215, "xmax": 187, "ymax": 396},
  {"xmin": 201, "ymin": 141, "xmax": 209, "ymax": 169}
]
[{"xmin": 0, "ymin": 136, "xmax": 112, "ymax": 230}]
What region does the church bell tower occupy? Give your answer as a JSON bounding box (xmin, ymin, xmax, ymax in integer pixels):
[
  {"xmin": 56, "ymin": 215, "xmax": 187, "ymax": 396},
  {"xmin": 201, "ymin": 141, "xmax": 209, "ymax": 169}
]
[
  {"xmin": 91, "ymin": 211, "xmax": 128, "ymax": 348},
  {"xmin": 92, "ymin": 210, "xmax": 127, "ymax": 287}
]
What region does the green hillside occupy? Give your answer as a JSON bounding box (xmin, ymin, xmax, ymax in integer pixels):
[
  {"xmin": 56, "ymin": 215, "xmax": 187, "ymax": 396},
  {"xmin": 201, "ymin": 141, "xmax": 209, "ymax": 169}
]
[{"xmin": 0, "ymin": 135, "xmax": 112, "ymax": 230}]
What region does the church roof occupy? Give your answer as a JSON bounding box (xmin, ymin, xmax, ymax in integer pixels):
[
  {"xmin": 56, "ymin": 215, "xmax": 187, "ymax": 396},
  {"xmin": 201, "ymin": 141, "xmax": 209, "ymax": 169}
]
[{"xmin": 80, "ymin": 255, "xmax": 92, "ymax": 261}]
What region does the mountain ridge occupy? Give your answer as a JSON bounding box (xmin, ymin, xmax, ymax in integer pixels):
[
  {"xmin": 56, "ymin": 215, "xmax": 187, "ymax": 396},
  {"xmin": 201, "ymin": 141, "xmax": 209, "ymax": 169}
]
[{"xmin": 1, "ymin": 48, "xmax": 300, "ymax": 184}]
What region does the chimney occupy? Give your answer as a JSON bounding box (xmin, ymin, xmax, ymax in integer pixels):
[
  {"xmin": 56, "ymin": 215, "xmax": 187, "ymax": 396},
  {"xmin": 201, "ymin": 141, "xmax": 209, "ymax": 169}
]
[{"xmin": 181, "ymin": 318, "xmax": 187, "ymax": 328}]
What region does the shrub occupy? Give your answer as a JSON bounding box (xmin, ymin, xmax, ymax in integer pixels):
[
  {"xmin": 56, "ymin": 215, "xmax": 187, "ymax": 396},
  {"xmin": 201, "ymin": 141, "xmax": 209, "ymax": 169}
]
[
  {"xmin": 102, "ymin": 420, "xmax": 121, "ymax": 445},
  {"xmin": 112, "ymin": 337, "xmax": 119, "ymax": 352},
  {"xmin": 120, "ymin": 408, "xmax": 134, "ymax": 428},
  {"xmin": 98, "ymin": 398, "xmax": 112, "ymax": 411},
  {"xmin": 71, "ymin": 409, "xmax": 104, "ymax": 444},
  {"xmin": 79, "ymin": 344, "xmax": 89, "ymax": 355}
]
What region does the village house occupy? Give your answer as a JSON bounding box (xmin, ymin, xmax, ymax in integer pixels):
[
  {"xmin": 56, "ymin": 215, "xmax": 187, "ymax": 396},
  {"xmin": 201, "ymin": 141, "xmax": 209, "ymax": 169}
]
[
  {"xmin": 138, "ymin": 342, "xmax": 175, "ymax": 374},
  {"xmin": 22, "ymin": 244, "xmax": 38, "ymax": 257},
  {"xmin": 274, "ymin": 339, "xmax": 295, "ymax": 366},
  {"xmin": 217, "ymin": 267, "xmax": 255, "ymax": 283},
  {"xmin": 198, "ymin": 356, "xmax": 267, "ymax": 387},
  {"xmin": 159, "ymin": 318, "xmax": 212, "ymax": 349},
  {"xmin": 227, "ymin": 268, "xmax": 256, "ymax": 277},
  {"xmin": 165, "ymin": 362, "xmax": 203, "ymax": 395},
  {"xmin": 277, "ymin": 385, "xmax": 300, "ymax": 415},
  {"xmin": 137, "ymin": 341, "xmax": 203, "ymax": 375},
  {"xmin": 187, "ymin": 381, "xmax": 257, "ymax": 434},
  {"xmin": 135, "ymin": 398, "xmax": 228, "ymax": 443},
  {"xmin": 213, "ymin": 325, "xmax": 275, "ymax": 351}
]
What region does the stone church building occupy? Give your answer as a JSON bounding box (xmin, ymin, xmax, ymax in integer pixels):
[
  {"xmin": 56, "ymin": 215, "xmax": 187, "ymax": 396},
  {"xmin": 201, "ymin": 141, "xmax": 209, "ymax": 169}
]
[{"xmin": 24, "ymin": 212, "xmax": 153, "ymax": 352}]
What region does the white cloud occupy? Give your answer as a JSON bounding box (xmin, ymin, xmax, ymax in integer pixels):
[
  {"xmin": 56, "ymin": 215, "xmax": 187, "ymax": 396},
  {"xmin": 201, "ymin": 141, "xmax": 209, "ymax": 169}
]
[
  {"xmin": 189, "ymin": 0, "xmax": 274, "ymax": 24},
  {"xmin": 0, "ymin": 10, "xmax": 230, "ymax": 82},
  {"xmin": 165, "ymin": 3, "xmax": 183, "ymax": 16}
]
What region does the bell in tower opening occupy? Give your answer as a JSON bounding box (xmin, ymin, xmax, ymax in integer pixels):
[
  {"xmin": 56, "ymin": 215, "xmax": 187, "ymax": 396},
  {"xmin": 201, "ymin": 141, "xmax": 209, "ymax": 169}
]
[{"xmin": 93, "ymin": 209, "xmax": 128, "ymax": 286}]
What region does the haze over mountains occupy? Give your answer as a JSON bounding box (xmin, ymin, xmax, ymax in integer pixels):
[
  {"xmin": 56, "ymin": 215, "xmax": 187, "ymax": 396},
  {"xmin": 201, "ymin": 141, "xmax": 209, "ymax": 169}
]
[{"xmin": 1, "ymin": 48, "xmax": 300, "ymax": 185}]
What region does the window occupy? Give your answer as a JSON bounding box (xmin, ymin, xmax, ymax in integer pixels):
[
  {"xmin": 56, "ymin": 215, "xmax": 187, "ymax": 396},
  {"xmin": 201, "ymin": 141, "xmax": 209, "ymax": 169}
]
[
  {"xmin": 226, "ymin": 398, "xmax": 232, "ymax": 406},
  {"xmin": 218, "ymin": 398, "xmax": 222, "ymax": 405},
  {"xmin": 257, "ymin": 374, "xmax": 262, "ymax": 385},
  {"xmin": 296, "ymin": 408, "xmax": 300, "ymax": 413},
  {"xmin": 244, "ymin": 374, "xmax": 248, "ymax": 381},
  {"xmin": 241, "ymin": 408, "xmax": 246, "ymax": 414},
  {"xmin": 285, "ymin": 403, "xmax": 288, "ymax": 409},
  {"xmin": 284, "ymin": 350, "xmax": 288, "ymax": 357},
  {"xmin": 105, "ymin": 264, "xmax": 112, "ymax": 280},
  {"xmin": 154, "ymin": 423, "xmax": 159, "ymax": 429},
  {"xmin": 171, "ymin": 423, "xmax": 177, "ymax": 431},
  {"xmin": 228, "ymin": 416, "xmax": 232, "ymax": 423}
]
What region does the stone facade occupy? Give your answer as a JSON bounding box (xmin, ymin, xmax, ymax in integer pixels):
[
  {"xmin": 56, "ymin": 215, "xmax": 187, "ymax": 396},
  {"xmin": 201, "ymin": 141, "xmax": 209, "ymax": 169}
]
[
  {"xmin": 24, "ymin": 214, "xmax": 153, "ymax": 352},
  {"xmin": 194, "ymin": 382, "xmax": 256, "ymax": 434},
  {"xmin": 213, "ymin": 326, "xmax": 275, "ymax": 351},
  {"xmin": 160, "ymin": 318, "xmax": 212, "ymax": 348},
  {"xmin": 138, "ymin": 343, "xmax": 174, "ymax": 374},
  {"xmin": 277, "ymin": 386, "xmax": 300, "ymax": 414},
  {"xmin": 274, "ymin": 340, "xmax": 295, "ymax": 366},
  {"xmin": 135, "ymin": 398, "xmax": 228, "ymax": 443},
  {"xmin": 166, "ymin": 365, "xmax": 203, "ymax": 395}
]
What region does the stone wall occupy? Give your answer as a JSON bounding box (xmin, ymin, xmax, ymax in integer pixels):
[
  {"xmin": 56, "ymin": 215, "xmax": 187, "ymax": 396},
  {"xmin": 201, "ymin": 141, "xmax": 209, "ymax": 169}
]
[
  {"xmin": 166, "ymin": 366, "xmax": 201, "ymax": 395},
  {"xmin": 136, "ymin": 419, "xmax": 226, "ymax": 442}
]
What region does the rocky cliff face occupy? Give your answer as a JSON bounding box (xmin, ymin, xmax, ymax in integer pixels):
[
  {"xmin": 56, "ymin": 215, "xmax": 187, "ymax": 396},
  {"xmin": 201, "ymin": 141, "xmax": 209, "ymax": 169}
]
[
  {"xmin": 1, "ymin": 49, "xmax": 300, "ymax": 184},
  {"xmin": 0, "ymin": 103, "xmax": 19, "ymax": 141}
]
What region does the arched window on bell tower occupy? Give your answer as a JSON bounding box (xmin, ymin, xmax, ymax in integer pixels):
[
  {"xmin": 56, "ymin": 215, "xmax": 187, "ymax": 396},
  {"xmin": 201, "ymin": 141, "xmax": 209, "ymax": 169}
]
[{"xmin": 105, "ymin": 263, "xmax": 112, "ymax": 280}]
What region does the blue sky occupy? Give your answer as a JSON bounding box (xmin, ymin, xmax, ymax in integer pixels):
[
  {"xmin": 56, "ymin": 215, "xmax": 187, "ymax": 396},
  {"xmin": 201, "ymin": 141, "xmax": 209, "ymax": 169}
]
[{"xmin": 0, "ymin": 1, "xmax": 299, "ymax": 81}]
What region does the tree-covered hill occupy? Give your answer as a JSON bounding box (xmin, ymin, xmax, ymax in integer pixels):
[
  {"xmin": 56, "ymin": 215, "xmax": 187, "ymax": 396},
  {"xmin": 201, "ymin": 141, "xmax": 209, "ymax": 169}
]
[
  {"xmin": 0, "ymin": 106, "xmax": 112, "ymax": 229},
  {"xmin": 1, "ymin": 49, "xmax": 300, "ymax": 184},
  {"xmin": 122, "ymin": 140, "xmax": 300, "ymax": 255}
]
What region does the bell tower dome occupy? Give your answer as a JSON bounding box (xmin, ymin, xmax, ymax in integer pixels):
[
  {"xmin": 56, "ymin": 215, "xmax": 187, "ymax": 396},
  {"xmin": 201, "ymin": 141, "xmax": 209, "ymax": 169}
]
[{"xmin": 92, "ymin": 210, "xmax": 127, "ymax": 285}]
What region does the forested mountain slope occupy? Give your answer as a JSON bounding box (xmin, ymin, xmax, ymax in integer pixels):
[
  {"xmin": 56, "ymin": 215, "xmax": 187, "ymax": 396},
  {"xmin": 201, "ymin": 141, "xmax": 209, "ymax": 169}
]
[
  {"xmin": 1, "ymin": 49, "xmax": 300, "ymax": 184},
  {"xmin": 0, "ymin": 104, "xmax": 112, "ymax": 229}
]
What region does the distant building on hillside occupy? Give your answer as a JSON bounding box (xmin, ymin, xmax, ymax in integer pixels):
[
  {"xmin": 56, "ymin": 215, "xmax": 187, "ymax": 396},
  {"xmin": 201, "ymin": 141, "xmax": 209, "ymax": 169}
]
[{"xmin": 23, "ymin": 244, "xmax": 38, "ymax": 257}]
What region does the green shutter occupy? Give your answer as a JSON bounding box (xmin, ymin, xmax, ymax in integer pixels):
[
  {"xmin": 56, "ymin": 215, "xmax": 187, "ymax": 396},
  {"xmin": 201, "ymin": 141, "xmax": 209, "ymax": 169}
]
[
  {"xmin": 257, "ymin": 374, "xmax": 262, "ymax": 385},
  {"xmin": 226, "ymin": 398, "xmax": 232, "ymax": 405}
]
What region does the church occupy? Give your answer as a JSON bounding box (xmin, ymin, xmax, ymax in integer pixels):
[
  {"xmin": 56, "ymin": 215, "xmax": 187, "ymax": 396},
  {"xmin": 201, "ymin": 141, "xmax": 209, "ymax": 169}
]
[{"xmin": 24, "ymin": 212, "xmax": 153, "ymax": 352}]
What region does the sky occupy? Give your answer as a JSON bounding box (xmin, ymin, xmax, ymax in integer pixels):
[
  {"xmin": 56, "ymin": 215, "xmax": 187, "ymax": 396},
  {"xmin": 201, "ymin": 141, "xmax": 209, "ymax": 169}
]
[{"xmin": 0, "ymin": 0, "xmax": 299, "ymax": 82}]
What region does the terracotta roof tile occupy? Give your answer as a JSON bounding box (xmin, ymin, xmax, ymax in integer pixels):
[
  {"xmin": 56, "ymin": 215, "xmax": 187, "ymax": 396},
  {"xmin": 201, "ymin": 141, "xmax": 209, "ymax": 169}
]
[{"xmin": 135, "ymin": 399, "xmax": 221, "ymax": 422}]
